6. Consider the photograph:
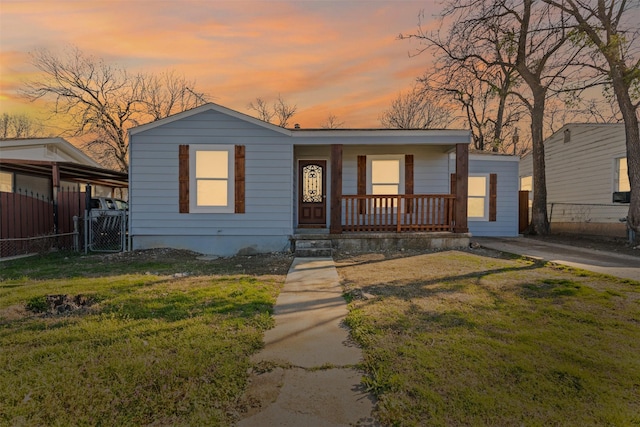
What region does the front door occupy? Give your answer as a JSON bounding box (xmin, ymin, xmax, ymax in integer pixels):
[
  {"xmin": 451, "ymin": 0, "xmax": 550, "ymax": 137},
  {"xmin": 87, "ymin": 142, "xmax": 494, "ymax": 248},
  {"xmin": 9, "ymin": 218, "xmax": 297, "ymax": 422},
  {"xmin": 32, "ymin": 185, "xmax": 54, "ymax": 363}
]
[{"xmin": 298, "ymin": 160, "xmax": 327, "ymax": 227}]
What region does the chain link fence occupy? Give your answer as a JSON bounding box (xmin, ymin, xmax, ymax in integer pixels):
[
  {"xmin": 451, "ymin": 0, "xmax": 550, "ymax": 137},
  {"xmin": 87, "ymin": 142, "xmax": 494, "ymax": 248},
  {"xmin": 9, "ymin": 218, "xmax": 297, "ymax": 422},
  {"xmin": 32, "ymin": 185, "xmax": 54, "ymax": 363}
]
[
  {"xmin": 85, "ymin": 210, "xmax": 128, "ymax": 253},
  {"xmin": 1, "ymin": 185, "xmax": 130, "ymax": 259},
  {"xmin": 0, "ymin": 229, "xmax": 80, "ymax": 258}
]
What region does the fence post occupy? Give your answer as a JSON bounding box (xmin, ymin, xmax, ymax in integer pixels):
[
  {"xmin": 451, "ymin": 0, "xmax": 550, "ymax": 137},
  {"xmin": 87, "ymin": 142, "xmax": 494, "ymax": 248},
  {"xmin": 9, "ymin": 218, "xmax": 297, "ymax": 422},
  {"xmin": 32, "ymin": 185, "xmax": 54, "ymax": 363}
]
[
  {"xmin": 121, "ymin": 210, "xmax": 126, "ymax": 252},
  {"xmin": 72, "ymin": 215, "xmax": 78, "ymax": 252}
]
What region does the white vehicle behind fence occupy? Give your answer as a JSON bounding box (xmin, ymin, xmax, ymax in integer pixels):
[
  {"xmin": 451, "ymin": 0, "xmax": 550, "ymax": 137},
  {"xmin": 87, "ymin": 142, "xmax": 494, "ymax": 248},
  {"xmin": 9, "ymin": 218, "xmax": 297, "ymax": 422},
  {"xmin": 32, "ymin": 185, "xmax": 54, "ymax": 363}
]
[{"xmin": 87, "ymin": 197, "xmax": 129, "ymax": 252}]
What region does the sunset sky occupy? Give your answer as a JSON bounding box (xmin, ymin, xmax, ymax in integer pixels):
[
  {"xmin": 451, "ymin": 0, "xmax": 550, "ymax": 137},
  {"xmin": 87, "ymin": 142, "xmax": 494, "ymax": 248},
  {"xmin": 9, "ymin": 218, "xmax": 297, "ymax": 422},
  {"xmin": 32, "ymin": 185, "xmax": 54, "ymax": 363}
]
[{"xmin": 0, "ymin": 0, "xmax": 444, "ymax": 129}]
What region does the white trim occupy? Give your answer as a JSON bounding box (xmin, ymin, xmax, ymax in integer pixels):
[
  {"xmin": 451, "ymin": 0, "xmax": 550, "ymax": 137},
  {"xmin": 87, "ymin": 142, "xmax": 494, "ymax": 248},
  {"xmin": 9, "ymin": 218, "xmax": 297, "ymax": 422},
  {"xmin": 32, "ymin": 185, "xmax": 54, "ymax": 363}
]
[
  {"xmin": 129, "ymin": 103, "xmax": 292, "ymax": 136},
  {"xmin": 469, "ymin": 153, "xmax": 520, "ymax": 162},
  {"xmin": 0, "ymin": 137, "xmax": 101, "ymax": 167},
  {"xmin": 366, "ymin": 154, "xmax": 405, "ymax": 195},
  {"xmin": 614, "ymin": 156, "xmax": 630, "ymax": 192},
  {"xmin": 129, "ymin": 102, "xmax": 472, "ymax": 147},
  {"xmin": 468, "ymin": 173, "xmax": 490, "ymax": 221},
  {"xmin": 189, "ymin": 144, "xmax": 235, "ymax": 213}
]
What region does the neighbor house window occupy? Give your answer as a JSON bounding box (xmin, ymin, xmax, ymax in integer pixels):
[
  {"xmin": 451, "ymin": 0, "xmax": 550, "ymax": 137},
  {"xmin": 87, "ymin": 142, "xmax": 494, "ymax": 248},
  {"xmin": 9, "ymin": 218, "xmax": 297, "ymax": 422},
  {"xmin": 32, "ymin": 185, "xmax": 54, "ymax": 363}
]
[
  {"xmin": 520, "ymin": 176, "xmax": 532, "ymax": 192},
  {"xmin": 189, "ymin": 145, "xmax": 235, "ymax": 213},
  {"xmin": 468, "ymin": 175, "xmax": 489, "ymax": 220},
  {"xmin": 0, "ymin": 171, "xmax": 12, "ymax": 193},
  {"xmin": 615, "ymin": 157, "xmax": 630, "ymax": 192}
]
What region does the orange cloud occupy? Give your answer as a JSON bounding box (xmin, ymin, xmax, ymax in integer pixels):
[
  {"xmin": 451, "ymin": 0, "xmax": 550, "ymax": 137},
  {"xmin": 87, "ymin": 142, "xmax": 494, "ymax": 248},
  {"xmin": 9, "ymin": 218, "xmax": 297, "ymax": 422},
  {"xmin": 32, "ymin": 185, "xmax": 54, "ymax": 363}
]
[{"xmin": 1, "ymin": 0, "xmax": 445, "ymax": 128}]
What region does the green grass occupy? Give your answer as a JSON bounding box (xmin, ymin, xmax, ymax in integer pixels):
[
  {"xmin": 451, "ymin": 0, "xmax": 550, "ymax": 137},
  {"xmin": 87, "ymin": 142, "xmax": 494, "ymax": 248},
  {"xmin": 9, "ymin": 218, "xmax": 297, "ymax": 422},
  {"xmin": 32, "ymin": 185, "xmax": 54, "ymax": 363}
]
[
  {"xmin": 0, "ymin": 251, "xmax": 290, "ymax": 426},
  {"xmin": 338, "ymin": 251, "xmax": 640, "ymax": 426}
]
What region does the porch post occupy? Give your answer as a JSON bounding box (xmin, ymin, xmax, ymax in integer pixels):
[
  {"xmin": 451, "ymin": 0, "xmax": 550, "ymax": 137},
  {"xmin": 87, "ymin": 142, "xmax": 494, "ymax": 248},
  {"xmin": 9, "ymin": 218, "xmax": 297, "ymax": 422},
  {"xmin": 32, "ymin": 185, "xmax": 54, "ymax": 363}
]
[
  {"xmin": 330, "ymin": 144, "xmax": 343, "ymax": 234},
  {"xmin": 454, "ymin": 143, "xmax": 469, "ymax": 233},
  {"xmin": 52, "ymin": 163, "xmax": 61, "ymax": 234}
]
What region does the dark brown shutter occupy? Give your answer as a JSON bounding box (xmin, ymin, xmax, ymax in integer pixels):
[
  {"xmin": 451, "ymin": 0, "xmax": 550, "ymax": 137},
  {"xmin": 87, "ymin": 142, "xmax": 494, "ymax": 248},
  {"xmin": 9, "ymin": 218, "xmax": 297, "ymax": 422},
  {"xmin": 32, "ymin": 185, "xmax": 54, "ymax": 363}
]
[
  {"xmin": 235, "ymin": 145, "xmax": 245, "ymax": 213},
  {"xmin": 450, "ymin": 173, "xmax": 456, "ymax": 194},
  {"xmin": 405, "ymin": 154, "xmax": 414, "ymax": 213},
  {"xmin": 357, "ymin": 155, "xmax": 366, "ymax": 214},
  {"xmin": 489, "ymin": 173, "xmax": 497, "ymax": 222},
  {"xmin": 178, "ymin": 145, "xmax": 189, "ymax": 213}
]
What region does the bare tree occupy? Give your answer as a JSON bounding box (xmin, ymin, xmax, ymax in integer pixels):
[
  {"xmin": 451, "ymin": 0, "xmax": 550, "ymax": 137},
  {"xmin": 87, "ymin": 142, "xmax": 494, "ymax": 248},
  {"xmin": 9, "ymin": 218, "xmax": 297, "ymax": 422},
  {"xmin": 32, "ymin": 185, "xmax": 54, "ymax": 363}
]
[
  {"xmin": 405, "ymin": 0, "xmax": 578, "ymax": 235},
  {"xmin": 0, "ymin": 112, "xmax": 48, "ymax": 139},
  {"xmin": 247, "ymin": 95, "xmax": 297, "ymax": 127},
  {"xmin": 247, "ymin": 97, "xmax": 275, "ymax": 123},
  {"xmin": 21, "ymin": 47, "xmax": 209, "ymax": 171},
  {"xmin": 320, "ymin": 113, "xmax": 345, "ymax": 129},
  {"xmin": 379, "ymin": 84, "xmax": 456, "ymax": 129},
  {"xmin": 402, "ymin": 9, "xmax": 525, "ymax": 153},
  {"xmin": 543, "ymin": 0, "xmax": 640, "ymax": 237},
  {"xmin": 142, "ymin": 70, "xmax": 208, "ymax": 121},
  {"xmin": 273, "ymin": 95, "xmax": 297, "ymax": 128}
]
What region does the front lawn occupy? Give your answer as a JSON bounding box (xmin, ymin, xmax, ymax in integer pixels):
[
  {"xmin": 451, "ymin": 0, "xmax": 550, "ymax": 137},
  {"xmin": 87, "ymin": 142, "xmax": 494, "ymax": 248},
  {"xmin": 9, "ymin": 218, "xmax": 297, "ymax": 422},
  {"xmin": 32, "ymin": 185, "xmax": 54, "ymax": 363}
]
[
  {"xmin": 337, "ymin": 250, "xmax": 640, "ymax": 426},
  {"xmin": 0, "ymin": 250, "xmax": 291, "ymax": 426}
]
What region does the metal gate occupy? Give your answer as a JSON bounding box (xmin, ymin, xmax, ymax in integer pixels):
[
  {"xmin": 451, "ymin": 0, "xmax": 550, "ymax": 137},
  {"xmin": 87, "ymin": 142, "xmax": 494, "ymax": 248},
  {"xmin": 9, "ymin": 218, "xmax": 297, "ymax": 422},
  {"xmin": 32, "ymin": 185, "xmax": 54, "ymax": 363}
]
[{"xmin": 85, "ymin": 209, "xmax": 128, "ymax": 253}]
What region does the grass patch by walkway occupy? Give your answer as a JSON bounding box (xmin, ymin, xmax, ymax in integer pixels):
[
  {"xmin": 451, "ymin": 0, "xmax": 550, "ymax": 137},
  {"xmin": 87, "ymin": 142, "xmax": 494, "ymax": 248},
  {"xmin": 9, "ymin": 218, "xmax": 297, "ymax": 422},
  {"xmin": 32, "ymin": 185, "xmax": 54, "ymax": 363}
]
[
  {"xmin": 0, "ymin": 250, "xmax": 291, "ymax": 426},
  {"xmin": 337, "ymin": 250, "xmax": 640, "ymax": 426}
]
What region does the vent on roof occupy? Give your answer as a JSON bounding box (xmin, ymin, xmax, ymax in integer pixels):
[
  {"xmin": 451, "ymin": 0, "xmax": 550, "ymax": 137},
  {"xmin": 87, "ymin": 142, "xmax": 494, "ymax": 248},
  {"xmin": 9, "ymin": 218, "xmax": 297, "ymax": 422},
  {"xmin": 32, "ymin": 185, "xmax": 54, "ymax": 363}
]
[
  {"xmin": 294, "ymin": 124, "xmax": 300, "ymax": 129},
  {"xmin": 563, "ymin": 128, "xmax": 571, "ymax": 143}
]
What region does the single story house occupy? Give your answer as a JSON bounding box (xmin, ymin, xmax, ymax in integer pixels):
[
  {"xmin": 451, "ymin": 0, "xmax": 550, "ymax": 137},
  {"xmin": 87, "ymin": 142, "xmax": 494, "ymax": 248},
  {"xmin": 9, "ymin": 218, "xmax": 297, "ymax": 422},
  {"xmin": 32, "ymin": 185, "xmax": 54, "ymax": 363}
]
[
  {"xmin": 519, "ymin": 123, "xmax": 632, "ymax": 237},
  {"xmin": 129, "ymin": 103, "xmax": 519, "ymax": 256}
]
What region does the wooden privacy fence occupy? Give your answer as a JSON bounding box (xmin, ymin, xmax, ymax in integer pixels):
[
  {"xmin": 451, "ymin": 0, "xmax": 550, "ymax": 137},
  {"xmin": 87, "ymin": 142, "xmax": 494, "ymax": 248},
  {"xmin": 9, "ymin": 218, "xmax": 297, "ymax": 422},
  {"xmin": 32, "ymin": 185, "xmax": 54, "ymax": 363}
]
[
  {"xmin": 0, "ymin": 187, "xmax": 85, "ymax": 257},
  {"xmin": 342, "ymin": 194, "xmax": 455, "ymax": 232}
]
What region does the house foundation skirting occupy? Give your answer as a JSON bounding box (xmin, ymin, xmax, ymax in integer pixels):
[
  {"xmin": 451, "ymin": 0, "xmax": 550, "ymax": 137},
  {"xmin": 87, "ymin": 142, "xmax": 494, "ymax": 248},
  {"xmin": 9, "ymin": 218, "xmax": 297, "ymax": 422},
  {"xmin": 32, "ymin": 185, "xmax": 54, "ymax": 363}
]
[
  {"xmin": 293, "ymin": 232, "xmax": 470, "ymax": 254},
  {"xmin": 550, "ymin": 222, "xmax": 627, "ymax": 238}
]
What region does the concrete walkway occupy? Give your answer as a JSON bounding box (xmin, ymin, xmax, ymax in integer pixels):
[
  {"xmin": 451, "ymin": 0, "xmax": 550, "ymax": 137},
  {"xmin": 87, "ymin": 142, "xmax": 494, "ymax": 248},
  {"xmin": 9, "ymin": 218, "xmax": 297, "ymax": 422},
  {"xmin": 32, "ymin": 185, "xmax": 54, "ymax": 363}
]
[
  {"xmin": 475, "ymin": 237, "xmax": 640, "ymax": 282},
  {"xmin": 237, "ymin": 258, "xmax": 377, "ymax": 427}
]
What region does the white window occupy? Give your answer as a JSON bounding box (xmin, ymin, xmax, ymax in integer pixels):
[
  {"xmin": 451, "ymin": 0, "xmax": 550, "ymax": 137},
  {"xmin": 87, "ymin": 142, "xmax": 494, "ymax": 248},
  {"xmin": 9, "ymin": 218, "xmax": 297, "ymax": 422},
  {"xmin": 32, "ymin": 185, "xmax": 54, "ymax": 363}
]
[
  {"xmin": 0, "ymin": 171, "xmax": 12, "ymax": 193},
  {"xmin": 520, "ymin": 176, "xmax": 532, "ymax": 192},
  {"xmin": 190, "ymin": 145, "xmax": 234, "ymax": 213},
  {"xmin": 615, "ymin": 157, "xmax": 630, "ymax": 192},
  {"xmin": 367, "ymin": 155, "xmax": 404, "ymax": 195},
  {"xmin": 468, "ymin": 175, "xmax": 489, "ymax": 221}
]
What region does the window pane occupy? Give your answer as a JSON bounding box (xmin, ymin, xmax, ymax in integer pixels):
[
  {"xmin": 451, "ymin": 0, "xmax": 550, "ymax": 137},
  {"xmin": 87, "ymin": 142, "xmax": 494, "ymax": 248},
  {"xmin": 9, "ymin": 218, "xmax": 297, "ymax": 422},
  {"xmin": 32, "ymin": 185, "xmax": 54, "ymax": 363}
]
[
  {"xmin": 197, "ymin": 180, "xmax": 228, "ymax": 206},
  {"xmin": 468, "ymin": 176, "xmax": 487, "ymax": 197},
  {"xmin": 372, "ymin": 184, "xmax": 399, "ymax": 195},
  {"xmin": 0, "ymin": 171, "xmax": 12, "ymax": 192},
  {"xmin": 468, "ymin": 198, "xmax": 485, "ymax": 217},
  {"xmin": 196, "ymin": 151, "xmax": 228, "ymax": 179},
  {"xmin": 371, "ymin": 160, "xmax": 400, "ymax": 184},
  {"xmin": 618, "ymin": 158, "xmax": 630, "ymax": 192},
  {"xmin": 520, "ymin": 176, "xmax": 532, "ymax": 192}
]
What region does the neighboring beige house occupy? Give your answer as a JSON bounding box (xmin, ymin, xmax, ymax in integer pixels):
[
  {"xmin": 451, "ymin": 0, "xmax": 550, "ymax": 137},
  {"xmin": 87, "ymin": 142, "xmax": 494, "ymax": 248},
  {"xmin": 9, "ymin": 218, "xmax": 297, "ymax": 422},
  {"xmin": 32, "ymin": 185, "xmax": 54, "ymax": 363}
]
[
  {"xmin": 519, "ymin": 123, "xmax": 632, "ymax": 237},
  {"xmin": 0, "ymin": 138, "xmax": 124, "ymax": 197}
]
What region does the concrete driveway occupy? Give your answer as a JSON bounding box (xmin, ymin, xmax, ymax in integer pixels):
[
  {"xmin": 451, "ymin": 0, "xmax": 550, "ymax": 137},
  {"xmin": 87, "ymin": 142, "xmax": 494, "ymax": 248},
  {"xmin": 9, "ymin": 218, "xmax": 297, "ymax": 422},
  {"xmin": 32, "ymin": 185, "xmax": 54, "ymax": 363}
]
[{"xmin": 474, "ymin": 237, "xmax": 640, "ymax": 282}]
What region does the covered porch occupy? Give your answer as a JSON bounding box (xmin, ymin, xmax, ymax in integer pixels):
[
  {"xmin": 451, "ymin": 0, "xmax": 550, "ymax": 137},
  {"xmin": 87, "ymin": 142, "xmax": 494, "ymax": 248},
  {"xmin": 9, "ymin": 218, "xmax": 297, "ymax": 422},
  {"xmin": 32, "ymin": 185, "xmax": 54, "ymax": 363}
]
[{"xmin": 293, "ymin": 137, "xmax": 470, "ymax": 238}]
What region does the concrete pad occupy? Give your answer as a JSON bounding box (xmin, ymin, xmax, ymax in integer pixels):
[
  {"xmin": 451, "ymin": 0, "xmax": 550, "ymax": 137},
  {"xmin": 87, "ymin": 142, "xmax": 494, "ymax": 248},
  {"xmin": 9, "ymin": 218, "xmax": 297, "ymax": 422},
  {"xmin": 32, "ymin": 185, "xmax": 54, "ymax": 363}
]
[
  {"xmin": 238, "ymin": 257, "xmax": 378, "ymax": 426},
  {"xmin": 238, "ymin": 368, "xmax": 376, "ymax": 427},
  {"xmin": 251, "ymin": 258, "xmax": 362, "ymax": 368},
  {"xmin": 475, "ymin": 237, "xmax": 640, "ymax": 281}
]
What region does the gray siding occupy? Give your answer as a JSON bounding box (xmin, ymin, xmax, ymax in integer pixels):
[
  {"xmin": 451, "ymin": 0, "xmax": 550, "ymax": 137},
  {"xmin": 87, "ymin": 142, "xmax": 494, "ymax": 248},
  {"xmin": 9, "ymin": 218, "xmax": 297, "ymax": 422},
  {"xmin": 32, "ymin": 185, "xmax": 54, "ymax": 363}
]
[
  {"xmin": 468, "ymin": 157, "xmax": 519, "ymax": 237},
  {"xmin": 130, "ymin": 110, "xmax": 293, "ymax": 255},
  {"xmin": 340, "ymin": 145, "xmax": 450, "ymax": 195},
  {"xmin": 519, "ymin": 124, "xmax": 629, "ymax": 223}
]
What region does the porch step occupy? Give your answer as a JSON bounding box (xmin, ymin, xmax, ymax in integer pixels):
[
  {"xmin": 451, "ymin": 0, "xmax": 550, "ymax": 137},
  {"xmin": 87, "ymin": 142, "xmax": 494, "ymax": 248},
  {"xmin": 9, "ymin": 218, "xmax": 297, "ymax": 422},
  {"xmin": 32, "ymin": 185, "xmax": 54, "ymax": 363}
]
[{"xmin": 295, "ymin": 239, "xmax": 333, "ymax": 257}]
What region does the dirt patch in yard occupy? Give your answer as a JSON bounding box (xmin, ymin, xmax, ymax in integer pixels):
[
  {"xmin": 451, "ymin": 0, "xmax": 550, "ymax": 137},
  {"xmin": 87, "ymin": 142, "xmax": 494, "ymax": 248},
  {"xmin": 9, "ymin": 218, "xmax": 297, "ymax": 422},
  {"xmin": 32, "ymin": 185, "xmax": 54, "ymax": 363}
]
[{"xmin": 97, "ymin": 248, "xmax": 295, "ymax": 276}]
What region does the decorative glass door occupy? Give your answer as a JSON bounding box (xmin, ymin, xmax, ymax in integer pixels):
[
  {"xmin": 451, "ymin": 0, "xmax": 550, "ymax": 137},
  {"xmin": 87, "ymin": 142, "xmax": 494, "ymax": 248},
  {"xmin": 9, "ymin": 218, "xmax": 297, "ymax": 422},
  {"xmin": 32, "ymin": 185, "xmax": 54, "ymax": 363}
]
[{"xmin": 298, "ymin": 160, "xmax": 327, "ymax": 227}]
